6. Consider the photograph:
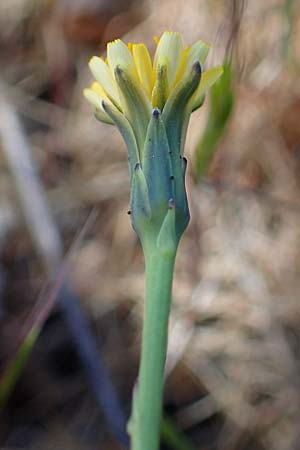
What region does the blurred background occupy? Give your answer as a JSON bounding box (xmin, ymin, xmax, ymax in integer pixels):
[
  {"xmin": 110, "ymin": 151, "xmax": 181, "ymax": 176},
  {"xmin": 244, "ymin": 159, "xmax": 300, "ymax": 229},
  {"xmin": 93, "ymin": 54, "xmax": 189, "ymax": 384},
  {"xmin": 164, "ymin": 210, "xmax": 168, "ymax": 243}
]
[{"xmin": 0, "ymin": 0, "xmax": 300, "ymax": 449}]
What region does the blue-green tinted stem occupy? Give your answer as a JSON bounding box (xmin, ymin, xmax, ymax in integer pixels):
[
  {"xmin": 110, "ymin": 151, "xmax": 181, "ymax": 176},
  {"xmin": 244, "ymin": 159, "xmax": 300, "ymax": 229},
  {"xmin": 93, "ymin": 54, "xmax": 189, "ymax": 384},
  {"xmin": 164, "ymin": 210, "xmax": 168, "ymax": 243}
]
[{"xmin": 131, "ymin": 242, "xmax": 176, "ymax": 450}]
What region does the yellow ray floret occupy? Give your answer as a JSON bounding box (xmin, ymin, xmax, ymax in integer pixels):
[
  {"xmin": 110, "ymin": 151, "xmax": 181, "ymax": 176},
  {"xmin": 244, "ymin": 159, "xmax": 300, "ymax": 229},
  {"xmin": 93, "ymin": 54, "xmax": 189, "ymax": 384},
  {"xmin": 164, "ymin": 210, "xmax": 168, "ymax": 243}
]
[
  {"xmin": 132, "ymin": 43, "xmax": 154, "ymax": 97},
  {"xmin": 84, "ymin": 31, "xmax": 223, "ymax": 120},
  {"xmin": 153, "ymin": 31, "xmax": 183, "ymax": 87}
]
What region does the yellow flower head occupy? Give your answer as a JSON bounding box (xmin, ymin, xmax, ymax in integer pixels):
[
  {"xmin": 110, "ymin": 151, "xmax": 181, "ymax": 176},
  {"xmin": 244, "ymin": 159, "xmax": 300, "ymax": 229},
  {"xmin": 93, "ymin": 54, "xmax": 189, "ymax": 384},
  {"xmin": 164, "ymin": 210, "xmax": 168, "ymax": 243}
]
[
  {"xmin": 83, "ymin": 32, "xmax": 223, "ymax": 243},
  {"xmin": 84, "ymin": 31, "xmax": 223, "ymax": 126}
]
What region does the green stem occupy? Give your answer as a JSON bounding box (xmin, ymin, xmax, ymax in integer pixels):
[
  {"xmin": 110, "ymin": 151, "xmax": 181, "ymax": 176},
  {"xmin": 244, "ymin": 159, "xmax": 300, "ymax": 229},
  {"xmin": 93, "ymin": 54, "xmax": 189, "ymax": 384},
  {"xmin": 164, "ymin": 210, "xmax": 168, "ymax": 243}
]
[{"xmin": 131, "ymin": 241, "xmax": 177, "ymax": 450}]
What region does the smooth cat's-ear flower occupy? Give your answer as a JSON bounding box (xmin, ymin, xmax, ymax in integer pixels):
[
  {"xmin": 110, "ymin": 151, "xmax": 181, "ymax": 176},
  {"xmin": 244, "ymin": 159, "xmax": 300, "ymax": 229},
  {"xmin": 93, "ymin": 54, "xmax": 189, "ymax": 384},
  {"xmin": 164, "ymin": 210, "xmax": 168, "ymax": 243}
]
[
  {"xmin": 84, "ymin": 31, "xmax": 223, "ymax": 245},
  {"xmin": 84, "ymin": 31, "xmax": 223, "ymax": 132},
  {"xmin": 84, "ymin": 34, "xmax": 224, "ymax": 450}
]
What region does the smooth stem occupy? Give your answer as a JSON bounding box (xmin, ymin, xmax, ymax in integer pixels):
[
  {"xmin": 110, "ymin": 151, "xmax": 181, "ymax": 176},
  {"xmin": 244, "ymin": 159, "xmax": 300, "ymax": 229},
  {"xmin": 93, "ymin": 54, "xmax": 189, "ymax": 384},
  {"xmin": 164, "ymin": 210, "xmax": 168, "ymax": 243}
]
[{"xmin": 131, "ymin": 242, "xmax": 176, "ymax": 450}]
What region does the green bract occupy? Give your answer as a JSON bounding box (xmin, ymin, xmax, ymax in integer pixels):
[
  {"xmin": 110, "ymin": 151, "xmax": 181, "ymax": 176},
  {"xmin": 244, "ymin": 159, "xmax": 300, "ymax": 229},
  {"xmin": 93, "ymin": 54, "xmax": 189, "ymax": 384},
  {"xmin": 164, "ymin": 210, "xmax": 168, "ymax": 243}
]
[{"xmin": 105, "ymin": 63, "xmax": 201, "ymax": 252}]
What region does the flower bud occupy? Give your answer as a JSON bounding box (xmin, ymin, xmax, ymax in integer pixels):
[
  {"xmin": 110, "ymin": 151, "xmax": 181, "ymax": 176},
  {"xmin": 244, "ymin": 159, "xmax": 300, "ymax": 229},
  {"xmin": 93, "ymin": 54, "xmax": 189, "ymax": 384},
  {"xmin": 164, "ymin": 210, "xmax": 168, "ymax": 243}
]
[{"xmin": 84, "ymin": 31, "xmax": 223, "ymax": 248}]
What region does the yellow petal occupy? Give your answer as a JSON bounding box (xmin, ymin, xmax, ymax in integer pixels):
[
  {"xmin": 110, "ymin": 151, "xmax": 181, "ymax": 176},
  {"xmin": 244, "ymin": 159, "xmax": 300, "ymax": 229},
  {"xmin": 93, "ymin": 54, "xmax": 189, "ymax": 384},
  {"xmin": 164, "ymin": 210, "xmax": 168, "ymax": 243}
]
[
  {"xmin": 88, "ymin": 57, "xmax": 120, "ymax": 106},
  {"xmin": 188, "ymin": 40, "xmax": 210, "ymax": 65},
  {"xmin": 132, "ymin": 43, "xmax": 153, "ymax": 98},
  {"xmin": 183, "ymin": 40, "xmax": 210, "ymax": 79},
  {"xmin": 107, "ymin": 39, "xmax": 137, "ymax": 79},
  {"xmin": 83, "ymin": 88, "xmax": 102, "ymax": 109},
  {"xmin": 91, "ymin": 81, "xmax": 106, "ymax": 97},
  {"xmin": 173, "ymin": 46, "xmax": 190, "ymax": 87},
  {"xmin": 153, "ymin": 31, "xmax": 183, "ymax": 88},
  {"xmin": 83, "ymin": 83, "xmax": 115, "ymax": 124},
  {"xmin": 189, "ymin": 66, "xmax": 224, "ymax": 111}
]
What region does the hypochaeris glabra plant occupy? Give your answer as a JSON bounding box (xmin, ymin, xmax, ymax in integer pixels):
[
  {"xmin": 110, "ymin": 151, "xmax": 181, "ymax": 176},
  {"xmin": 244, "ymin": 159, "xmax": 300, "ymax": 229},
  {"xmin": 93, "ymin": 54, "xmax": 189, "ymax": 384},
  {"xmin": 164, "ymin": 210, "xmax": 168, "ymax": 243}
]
[{"xmin": 84, "ymin": 31, "xmax": 223, "ymax": 450}]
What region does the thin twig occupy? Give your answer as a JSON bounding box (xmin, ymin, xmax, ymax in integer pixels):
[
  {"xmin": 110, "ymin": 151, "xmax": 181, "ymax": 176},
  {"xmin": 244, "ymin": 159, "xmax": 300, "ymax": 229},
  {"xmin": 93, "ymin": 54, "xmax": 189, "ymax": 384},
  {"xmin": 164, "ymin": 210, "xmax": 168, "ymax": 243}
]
[
  {"xmin": 0, "ymin": 85, "xmax": 129, "ymax": 447},
  {"xmin": 0, "ymin": 84, "xmax": 62, "ymax": 274}
]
